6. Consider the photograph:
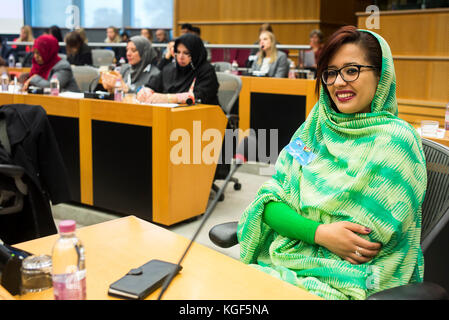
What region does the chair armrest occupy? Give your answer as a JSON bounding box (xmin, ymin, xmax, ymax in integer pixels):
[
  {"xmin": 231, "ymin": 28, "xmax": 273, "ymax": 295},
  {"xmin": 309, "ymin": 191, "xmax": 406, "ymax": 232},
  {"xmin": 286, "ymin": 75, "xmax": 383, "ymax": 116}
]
[
  {"xmin": 367, "ymin": 282, "xmax": 449, "ymax": 300},
  {"xmin": 209, "ymin": 221, "xmax": 239, "ymax": 248}
]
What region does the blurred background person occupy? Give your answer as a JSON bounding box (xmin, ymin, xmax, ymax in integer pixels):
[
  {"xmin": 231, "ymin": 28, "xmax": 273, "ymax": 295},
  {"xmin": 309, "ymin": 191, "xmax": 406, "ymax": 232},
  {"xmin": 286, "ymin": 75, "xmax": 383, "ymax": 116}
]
[
  {"xmin": 105, "ymin": 26, "xmax": 121, "ymax": 43},
  {"xmin": 250, "ymin": 30, "xmax": 289, "ymax": 78},
  {"xmin": 12, "ymin": 25, "xmax": 34, "ymax": 63},
  {"xmin": 76, "ymin": 28, "xmax": 88, "ymax": 43},
  {"xmin": 46, "ymin": 25, "xmax": 65, "ymax": 53},
  {"xmin": 180, "ymin": 23, "xmax": 193, "ymax": 35},
  {"xmin": 140, "ymin": 28, "xmax": 153, "ymax": 42},
  {"xmin": 299, "ymin": 29, "xmax": 324, "ymax": 71},
  {"xmin": 0, "ymin": 36, "xmax": 14, "ymax": 61},
  {"xmin": 65, "ymin": 30, "xmax": 92, "ymax": 66}
]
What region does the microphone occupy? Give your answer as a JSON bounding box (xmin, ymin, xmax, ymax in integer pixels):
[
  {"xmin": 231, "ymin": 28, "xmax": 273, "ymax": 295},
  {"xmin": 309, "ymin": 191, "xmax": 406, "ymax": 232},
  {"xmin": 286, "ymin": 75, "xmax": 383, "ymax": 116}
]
[{"xmin": 157, "ymin": 134, "xmax": 256, "ymax": 300}]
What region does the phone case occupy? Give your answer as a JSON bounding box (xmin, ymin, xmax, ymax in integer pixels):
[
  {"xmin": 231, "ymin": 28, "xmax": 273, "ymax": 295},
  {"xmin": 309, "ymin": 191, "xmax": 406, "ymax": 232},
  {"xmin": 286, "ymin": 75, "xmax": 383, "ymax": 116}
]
[{"xmin": 108, "ymin": 259, "xmax": 182, "ymax": 300}]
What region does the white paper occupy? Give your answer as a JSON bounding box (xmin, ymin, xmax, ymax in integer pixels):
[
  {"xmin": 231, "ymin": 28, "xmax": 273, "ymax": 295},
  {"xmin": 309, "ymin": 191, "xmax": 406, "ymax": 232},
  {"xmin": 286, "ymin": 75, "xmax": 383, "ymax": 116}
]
[{"xmin": 59, "ymin": 92, "xmax": 86, "ymax": 99}]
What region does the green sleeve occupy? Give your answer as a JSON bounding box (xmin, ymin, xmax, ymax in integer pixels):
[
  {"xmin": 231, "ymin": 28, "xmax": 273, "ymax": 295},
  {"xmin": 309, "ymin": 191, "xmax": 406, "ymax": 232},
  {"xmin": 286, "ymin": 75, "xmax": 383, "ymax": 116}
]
[{"xmin": 263, "ymin": 201, "xmax": 321, "ymax": 245}]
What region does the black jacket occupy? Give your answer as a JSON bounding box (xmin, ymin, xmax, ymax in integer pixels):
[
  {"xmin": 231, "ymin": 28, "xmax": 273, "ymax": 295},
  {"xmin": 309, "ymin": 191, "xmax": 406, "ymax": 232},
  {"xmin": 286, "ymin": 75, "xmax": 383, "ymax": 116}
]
[
  {"xmin": 0, "ymin": 104, "xmax": 71, "ymax": 244},
  {"xmin": 67, "ymin": 43, "xmax": 93, "ymax": 66}
]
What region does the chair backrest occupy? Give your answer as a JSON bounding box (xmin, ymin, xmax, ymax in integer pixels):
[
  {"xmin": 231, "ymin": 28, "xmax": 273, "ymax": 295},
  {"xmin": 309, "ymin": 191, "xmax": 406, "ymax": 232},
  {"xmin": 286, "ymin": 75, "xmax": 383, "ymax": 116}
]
[
  {"xmin": 212, "ymin": 61, "xmax": 232, "ymax": 72},
  {"xmin": 420, "ymin": 138, "xmax": 449, "ymax": 253},
  {"xmin": 91, "ymin": 49, "xmax": 115, "ymax": 67},
  {"xmin": 71, "ymin": 65, "xmax": 100, "ymax": 92},
  {"xmin": 216, "ymin": 72, "xmax": 242, "ymax": 115}
]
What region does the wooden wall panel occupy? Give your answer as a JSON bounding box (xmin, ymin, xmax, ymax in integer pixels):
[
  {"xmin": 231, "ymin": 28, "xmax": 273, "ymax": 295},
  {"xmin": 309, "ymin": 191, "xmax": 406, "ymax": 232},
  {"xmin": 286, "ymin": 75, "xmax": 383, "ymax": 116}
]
[
  {"xmin": 175, "ymin": 0, "xmax": 357, "ymax": 44},
  {"xmin": 357, "ymin": 9, "xmax": 449, "ymax": 56},
  {"xmin": 394, "ymin": 59, "xmax": 449, "ymax": 102}
]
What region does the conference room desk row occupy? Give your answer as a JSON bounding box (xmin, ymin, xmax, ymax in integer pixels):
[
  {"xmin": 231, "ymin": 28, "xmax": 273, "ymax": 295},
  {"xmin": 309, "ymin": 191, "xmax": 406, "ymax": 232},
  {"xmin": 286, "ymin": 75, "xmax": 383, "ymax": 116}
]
[
  {"xmin": 4, "ymin": 215, "xmax": 320, "ymax": 300},
  {"xmin": 0, "ymin": 92, "xmax": 227, "ymax": 226}
]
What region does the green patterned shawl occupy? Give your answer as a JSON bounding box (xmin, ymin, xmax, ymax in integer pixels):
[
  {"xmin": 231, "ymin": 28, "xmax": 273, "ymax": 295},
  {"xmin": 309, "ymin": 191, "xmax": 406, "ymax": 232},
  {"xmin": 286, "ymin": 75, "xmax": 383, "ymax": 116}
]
[{"xmin": 237, "ymin": 30, "xmax": 427, "ymax": 300}]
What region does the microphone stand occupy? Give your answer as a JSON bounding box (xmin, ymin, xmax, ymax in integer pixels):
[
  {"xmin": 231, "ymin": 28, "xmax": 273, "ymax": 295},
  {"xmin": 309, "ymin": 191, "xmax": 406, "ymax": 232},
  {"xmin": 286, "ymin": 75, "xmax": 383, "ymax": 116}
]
[{"xmin": 157, "ymin": 159, "xmax": 244, "ymax": 300}]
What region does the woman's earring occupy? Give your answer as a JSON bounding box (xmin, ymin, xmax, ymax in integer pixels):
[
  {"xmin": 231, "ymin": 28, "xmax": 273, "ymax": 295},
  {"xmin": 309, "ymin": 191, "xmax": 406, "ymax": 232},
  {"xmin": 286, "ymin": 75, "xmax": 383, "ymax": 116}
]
[{"xmin": 190, "ymin": 61, "xmax": 195, "ymax": 70}]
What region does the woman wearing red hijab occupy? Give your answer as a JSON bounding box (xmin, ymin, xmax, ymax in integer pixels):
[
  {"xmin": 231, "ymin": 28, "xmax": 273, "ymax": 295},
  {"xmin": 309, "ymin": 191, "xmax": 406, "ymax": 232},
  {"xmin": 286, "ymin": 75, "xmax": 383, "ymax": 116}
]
[{"xmin": 23, "ymin": 35, "xmax": 79, "ymax": 92}]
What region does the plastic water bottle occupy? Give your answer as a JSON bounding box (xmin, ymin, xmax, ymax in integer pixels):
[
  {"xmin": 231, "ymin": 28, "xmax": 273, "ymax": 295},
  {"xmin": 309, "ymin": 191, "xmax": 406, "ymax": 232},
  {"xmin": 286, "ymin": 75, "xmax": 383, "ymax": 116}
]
[
  {"xmin": 288, "ymin": 61, "xmax": 296, "ymax": 79},
  {"xmin": 1, "ymin": 72, "xmax": 8, "ymax": 92},
  {"xmin": 50, "ymin": 75, "xmax": 60, "ymax": 96},
  {"xmin": 231, "ymin": 60, "xmax": 239, "ymax": 75},
  {"xmin": 52, "ymin": 220, "xmax": 86, "ymax": 300},
  {"xmin": 8, "ymin": 54, "xmax": 15, "ymax": 68},
  {"xmin": 114, "ymin": 79, "xmax": 123, "ymax": 102},
  {"xmin": 445, "ymin": 103, "xmax": 449, "ymax": 131}
]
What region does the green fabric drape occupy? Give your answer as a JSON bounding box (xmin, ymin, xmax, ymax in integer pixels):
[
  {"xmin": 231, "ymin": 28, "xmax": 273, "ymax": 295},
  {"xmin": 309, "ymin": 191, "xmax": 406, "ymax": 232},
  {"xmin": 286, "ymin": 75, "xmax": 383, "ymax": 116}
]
[{"xmin": 237, "ymin": 30, "xmax": 427, "ymax": 300}]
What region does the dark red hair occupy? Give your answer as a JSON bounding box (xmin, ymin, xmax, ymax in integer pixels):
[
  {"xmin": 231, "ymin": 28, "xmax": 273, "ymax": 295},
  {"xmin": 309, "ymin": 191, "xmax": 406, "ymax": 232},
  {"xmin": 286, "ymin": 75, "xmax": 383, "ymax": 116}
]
[{"xmin": 315, "ymin": 25, "xmax": 382, "ymax": 95}]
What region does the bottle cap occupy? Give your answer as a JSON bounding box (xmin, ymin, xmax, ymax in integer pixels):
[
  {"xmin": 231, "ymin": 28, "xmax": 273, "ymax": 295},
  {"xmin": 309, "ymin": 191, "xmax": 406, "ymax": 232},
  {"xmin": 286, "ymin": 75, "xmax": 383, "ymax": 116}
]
[{"xmin": 59, "ymin": 220, "xmax": 76, "ymax": 233}]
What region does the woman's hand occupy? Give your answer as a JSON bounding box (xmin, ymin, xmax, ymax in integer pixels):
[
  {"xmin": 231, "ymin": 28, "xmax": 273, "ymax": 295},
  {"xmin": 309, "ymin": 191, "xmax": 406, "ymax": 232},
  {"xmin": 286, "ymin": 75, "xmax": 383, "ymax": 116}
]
[
  {"xmin": 22, "ymin": 74, "xmax": 37, "ymax": 91},
  {"xmin": 314, "ymin": 221, "xmax": 382, "ymax": 265},
  {"xmin": 136, "ymin": 87, "xmax": 154, "ymax": 103},
  {"xmin": 101, "ymin": 72, "xmax": 122, "ymax": 92}
]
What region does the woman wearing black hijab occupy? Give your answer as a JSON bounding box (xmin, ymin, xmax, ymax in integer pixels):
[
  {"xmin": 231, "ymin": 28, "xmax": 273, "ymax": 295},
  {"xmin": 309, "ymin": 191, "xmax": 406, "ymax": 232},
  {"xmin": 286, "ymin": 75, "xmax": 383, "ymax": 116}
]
[{"xmin": 137, "ymin": 33, "xmax": 219, "ymax": 105}]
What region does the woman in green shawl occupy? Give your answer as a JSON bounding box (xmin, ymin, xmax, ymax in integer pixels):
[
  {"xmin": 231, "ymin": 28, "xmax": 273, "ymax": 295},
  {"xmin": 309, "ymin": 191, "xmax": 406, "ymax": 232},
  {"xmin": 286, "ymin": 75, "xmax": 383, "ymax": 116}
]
[{"xmin": 237, "ymin": 26, "xmax": 427, "ymax": 300}]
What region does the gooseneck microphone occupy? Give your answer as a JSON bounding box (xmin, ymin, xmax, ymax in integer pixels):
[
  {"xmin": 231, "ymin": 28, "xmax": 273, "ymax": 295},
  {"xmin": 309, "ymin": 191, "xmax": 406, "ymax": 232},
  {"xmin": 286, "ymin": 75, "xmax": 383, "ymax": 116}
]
[{"xmin": 157, "ymin": 135, "xmax": 256, "ymax": 300}]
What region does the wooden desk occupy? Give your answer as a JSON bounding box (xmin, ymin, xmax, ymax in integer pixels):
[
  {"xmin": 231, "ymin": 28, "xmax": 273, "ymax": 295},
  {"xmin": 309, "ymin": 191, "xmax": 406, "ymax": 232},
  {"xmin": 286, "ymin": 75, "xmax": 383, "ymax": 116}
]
[
  {"xmin": 12, "ymin": 216, "xmax": 320, "ymax": 300},
  {"xmin": 0, "ymin": 93, "xmax": 227, "ymax": 225},
  {"xmin": 238, "ymin": 76, "xmax": 317, "ymax": 158}
]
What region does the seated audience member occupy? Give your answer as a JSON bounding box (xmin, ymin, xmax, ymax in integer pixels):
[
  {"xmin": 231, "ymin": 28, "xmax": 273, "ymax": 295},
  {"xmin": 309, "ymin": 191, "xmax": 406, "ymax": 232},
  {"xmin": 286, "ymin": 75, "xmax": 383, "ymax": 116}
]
[
  {"xmin": 300, "ymin": 29, "xmax": 324, "ymax": 70},
  {"xmin": 180, "ymin": 23, "xmax": 193, "ymax": 35},
  {"xmin": 250, "ymin": 30, "xmax": 289, "ymax": 78},
  {"xmin": 0, "ymin": 57, "xmax": 9, "ymax": 78},
  {"xmin": 238, "ymin": 26, "xmax": 427, "ymax": 300},
  {"xmin": 120, "ymin": 30, "xmax": 130, "ymax": 43},
  {"xmin": 77, "ymin": 28, "xmax": 88, "ymax": 43},
  {"xmin": 137, "ymin": 33, "xmax": 219, "ymax": 105},
  {"xmin": 22, "ymin": 35, "xmax": 79, "ymax": 92},
  {"xmin": 155, "ymin": 29, "xmax": 169, "ymax": 44},
  {"xmin": 46, "ymin": 25, "xmax": 65, "ymax": 54},
  {"xmin": 101, "ymin": 36, "xmax": 160, "ymax": 93},
  {"xmin": 154, "ymin": 29, "xmax": 169, "ymax": 59},
  {"xmin": 0, "ymin": 36, "xmax": 14, "ymax": 61},
  {"xmin": 65, "ymin": 31, "xmax": 93, "ymax": 66},
  {"xmin": 12, "ymin": 25, "xmax": 34, "ymax": 62},
  {"xmin": 105, "ymin": 26, "xmax": 121, "ymax": 43},
  {"xmin": 250, "ymin": 23, "xmax": 273, "ymax": 56},
  {"xmin": 140, "ymin": 28, "xmax": 153, "ymax": 42},
  {"xmin": 156, "ymin": 39, "xmax": 175, "ymax": 71}
]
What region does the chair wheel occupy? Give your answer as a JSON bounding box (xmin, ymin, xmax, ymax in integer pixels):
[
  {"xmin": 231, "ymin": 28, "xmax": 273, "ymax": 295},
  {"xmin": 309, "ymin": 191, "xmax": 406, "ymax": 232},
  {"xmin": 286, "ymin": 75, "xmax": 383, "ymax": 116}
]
[
  {"xmin": 218, "ymin": 193, "xmax": 225, "ymax": 201},
  {"xmin": 234, "ymin": 183, "xmax": 242, "ymax": 191}
]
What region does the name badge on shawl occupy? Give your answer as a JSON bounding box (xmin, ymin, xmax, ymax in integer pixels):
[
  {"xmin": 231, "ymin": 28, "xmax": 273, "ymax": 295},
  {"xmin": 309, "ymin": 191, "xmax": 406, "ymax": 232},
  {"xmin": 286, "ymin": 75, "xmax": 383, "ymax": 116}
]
[{"xmin": 285, "ymin": 137, "xmax": 317, "ymax": 166}]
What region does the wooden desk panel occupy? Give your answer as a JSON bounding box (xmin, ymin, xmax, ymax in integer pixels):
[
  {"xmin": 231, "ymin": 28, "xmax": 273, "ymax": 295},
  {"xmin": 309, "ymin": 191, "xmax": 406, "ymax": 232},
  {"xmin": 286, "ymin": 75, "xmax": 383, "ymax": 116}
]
[
  {"xmin": 14, "ymin": 216, "xmax": 320, "ymax": 300},
  {"xmin": 238, "ymin": 77, "xmax": 317, "ymax": 137},
  {"xmin": 0, "ymin": 93, "xmax": 227, "ymax": 225}
]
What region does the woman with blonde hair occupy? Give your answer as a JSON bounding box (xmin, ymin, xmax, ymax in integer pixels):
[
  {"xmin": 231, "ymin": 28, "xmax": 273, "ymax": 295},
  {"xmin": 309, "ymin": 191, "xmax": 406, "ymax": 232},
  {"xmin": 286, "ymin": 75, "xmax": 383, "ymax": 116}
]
[
  {"xmin": 250, "ymin": 30, "xmax": 289, "ymax": 78},
  {"xmin": 12, "ymin": 25, "xmax": 34, "ymax": 53}
]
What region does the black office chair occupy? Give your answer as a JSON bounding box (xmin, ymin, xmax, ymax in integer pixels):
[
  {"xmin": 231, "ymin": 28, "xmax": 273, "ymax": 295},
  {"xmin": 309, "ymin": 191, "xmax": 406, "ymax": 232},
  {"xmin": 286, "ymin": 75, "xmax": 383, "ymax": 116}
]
[
  {"xmin": 209, "ymin": 138, "xmax": 449, "ymax": 299},
  {"xmin": 212, "ymin": 72, "xmax": 243, "ymax": 201}
]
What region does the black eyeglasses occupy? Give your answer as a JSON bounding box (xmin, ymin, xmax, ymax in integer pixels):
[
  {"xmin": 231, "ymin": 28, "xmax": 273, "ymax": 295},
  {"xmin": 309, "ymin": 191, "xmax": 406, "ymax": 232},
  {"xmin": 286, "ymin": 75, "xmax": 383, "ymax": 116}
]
[{"xmin": 322, "ymin": 64, "xmax": 378, "ymax": 85}]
